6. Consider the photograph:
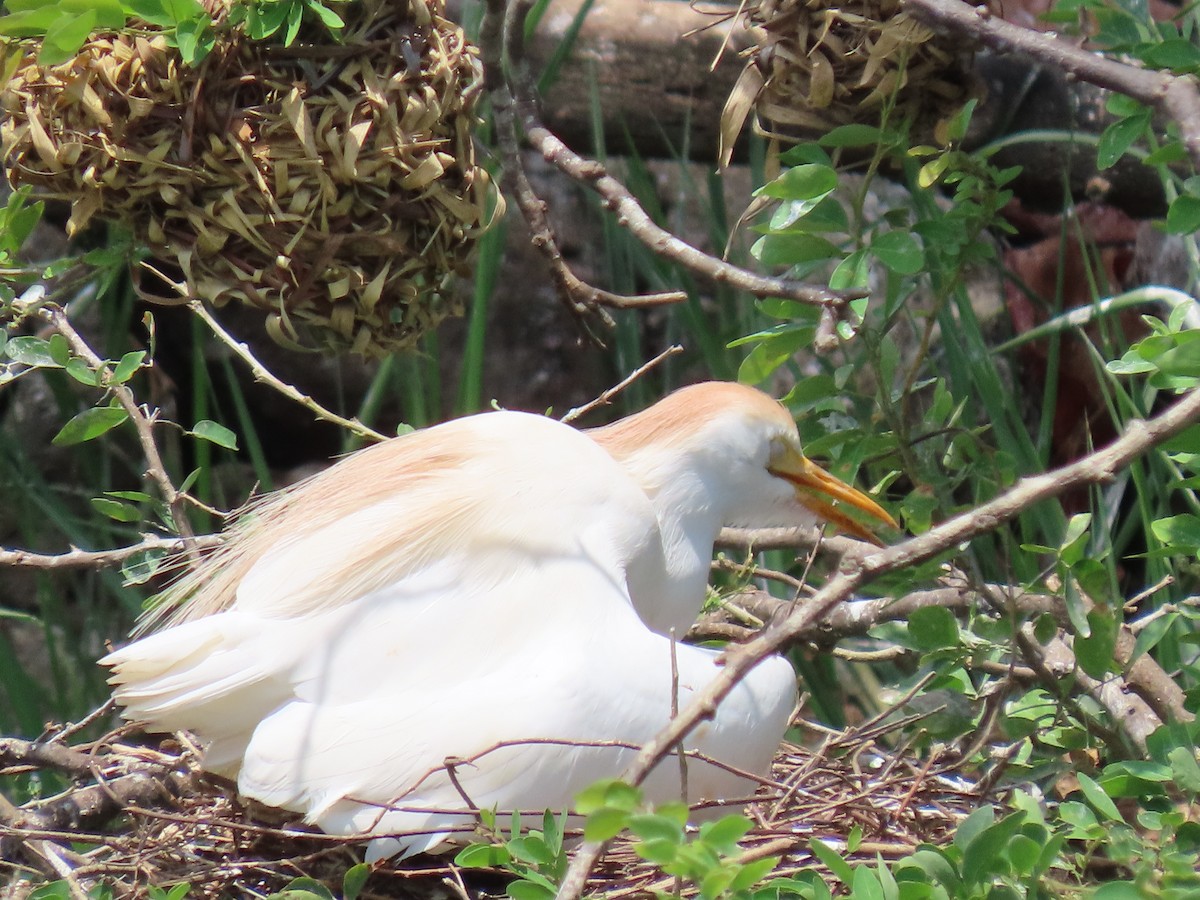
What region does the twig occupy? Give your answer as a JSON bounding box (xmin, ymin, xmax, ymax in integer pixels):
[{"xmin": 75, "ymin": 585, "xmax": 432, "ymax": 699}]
[
  {"xmin": 30, "ymin": 304, "xmax": 197, "ymax": 547},
  {"xmin": 0, "ymin": 535, "xmax": 220, "ymax": 571},
  {"xmin": 481, "ymin": 0, "xmax": 862, "ymax": 317},
  {"xmin": 478, "ymin": 1, "xmax": 684, "ymax": 320},
  {"xmin": 555, "ymin": 385, "xmax": 1200, "ymax": 900},
  {"xmin": 184, "ymin": 300, "xmax": 390, "ymax": 444},
  {"xmin": 831, "ymin": 645, "xmax": 909, "ymax": 662},
  {"xmin": 903, "ymin": 0, "xmax": 1200, "ymax": 170},
  {"xmin": 561, "ymin": 345, "xmax": 684, "ymax": 424}
]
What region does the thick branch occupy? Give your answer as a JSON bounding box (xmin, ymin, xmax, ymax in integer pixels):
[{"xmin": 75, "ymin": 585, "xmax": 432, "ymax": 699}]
[
  {"xmin": 555, "ymin": 387, "xmax": 1200, "ymax": 900},
  {"xmin": 903, "ymin": 0, "xmax": 1200, "ymax": 171}
]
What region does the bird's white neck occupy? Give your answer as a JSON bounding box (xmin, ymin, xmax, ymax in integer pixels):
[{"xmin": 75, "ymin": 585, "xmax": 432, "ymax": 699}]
[{"xmin": 623, "ymin": 462, "xmax": 726, "ymax": 637}]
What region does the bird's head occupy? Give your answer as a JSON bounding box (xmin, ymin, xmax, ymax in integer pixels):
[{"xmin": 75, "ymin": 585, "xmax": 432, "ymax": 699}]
[{"xmin": 590, "ymin": 382, "xmax": 896, "ymax": 544}]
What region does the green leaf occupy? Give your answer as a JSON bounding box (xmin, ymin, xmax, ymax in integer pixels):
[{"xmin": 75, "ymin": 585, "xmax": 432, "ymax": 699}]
[
  {"xmin": 1059, "ymin": 512, "xmax": 1092, "ymax": 565},
  {"xmin": 90, "ymin": 497, "xmax": 141, "ymax": 522},
  {"xmin": 39, "ymin": 8, "xmax": 96, "ymax": 65},
  {"xmin": 728, "ymin": 857, "xmax": 778, "ymax": 892},
  {"xmin": 1130, "ymin": 610, "xmax": 1178, "ymax": 663},
  {"xmin": 454, "ymin": 842, "xmax": 510, "ymax": 868},
  {"xmin": 870, "ymin": 231, "xmax": 924, "ymax": 275},
  {"xmin": 954, "ymin": 806, "xmax": 995, "ymax": 851},
  {"xmin": 1093, "ymin": 883, "xmax": 1147, "ymax": 900},
  {"xmin": 850, "ymin": 866, "xmax": 884, "ymax": 900},
  {"xmin": 47, "ymin": 333, "xmax": 70, "ymax": 367},
  {"xmin": 583, "ymin": 806, "xmax": 630, "ymax": 842},
  {"xmin": 829, "ymin": 248, "xmax": 869, "ymax": 290},
  {"xmin": 283, "ymin": 0, "xmax": 303, "ymax": 44},
  {"xmin": 907, "ymin": 606, "xmax": 959, "ymax": 651},
  {"xmin": 65, "ymin": 357, "xmax": 101, "ymax": 386},
  {"xmin": 698, "ymin": 814, "xmax": 752, "ymax": 852},
  {"xmin": 4, "ymin": 335, "xmax": 60, "ymax": 367},
  {"xmin": 508, "ymin": 836, "xmax": 554, "ymax": 866},
  {"xmin": 1096, "ymin": 112, "xmax": 1149, "ymax": 169},
  {"xmin": 629, "ymin": 812, "xmax": 683, "ymax": 845},
  {"xmin": 809, "ymin": 839, "xmax": 854, "ymax": 885},
  {"xmin": 506, "ymin": 881, "xmax": 554, "ymax": 900},
  {"xmin": 917, "ymin": 155, "xmax": 950, "ymax": 189},
  {"xmin": 737, "ymin": 326, "xmax": 813, "ymax": 385},
  {"xmin": 1139, "ymin": 38, "xmax": 1200, "ymax": 71},
  {"xmin": 175, "ymin": 16, "xmax": 214, "ymax": 64},
  {"xmin": 191, "ymin": 419, "xmax": 239, "ymax": 450},
  {"xmin": 304, "ymin": 0, "xmax": 344, "ymax": 30},
  {"xmin": 752, "ymin": 233, "xmax": 840, "ymax": 267},
  {"xmin": 121, "ymin": 547, "xmax": 170, "ymax": 585},
  {"xmin": 1167, "ymin": 746, "xmax": 1200, "ymax": 791},
  {"xmin": 1076, "ymin": 771, "xmax": 1123, "ymax": 821},
  {"xmin": 1167, "ymin": 195, "xmax": 1200, "ymax": 234},
  {"xmin": 110, "ymin": 351, "xmax": 147, "ymax": 384},
  {"xmin": 1075, "ymin": 608, "xmax": 1118, "ymax": 679},
  {"xmin": 944, "ymin": 99, "xmax": 978, "ymax": 143},
  {"xmin": 758, "ymin": 164, "xmax": 839, "ymax": 201},
  {"xmin": 341, "ymin": 863, "xmax": 370, "ymax": 900},
  {"xmin": 905, "ymin": 848, "xmax": 960, "ymax": 891},
  {"xmin": 818, "ymin": 124, "xmax": 883, "ymax": 148},
  {"xmin": 1005, "ymin": 834, "xmax": 1040, "ymax": 876},
  {"xmin": 29, "ymin": 884, "xmax": 72, "ymax": 900},
  {"xmin": 267, "ymin": 878, "xmax": 335, "ymax": 900},
  {"xmin": 52, "ymin": 406, "xmax": 128, "ymax": 446},
  {"xmin": 574, "ymin": 779, "xmax": 641, "ymax": 814},
  {"xmin": 0, "ymin": 6, "xmax": 67, "ymax": 38},
  {"xmin": 700, "ymin": 868, "xmax": 736, "ymax": 900},
  {"xmin": 961, "ymin": 811, "xmax": 1026, "ymax": 886}
]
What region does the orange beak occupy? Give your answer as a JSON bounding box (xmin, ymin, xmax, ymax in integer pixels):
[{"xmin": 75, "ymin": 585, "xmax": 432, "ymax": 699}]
[{"xmin": 768, "ymin": 445, "xmax": 897, "ymax": 545}]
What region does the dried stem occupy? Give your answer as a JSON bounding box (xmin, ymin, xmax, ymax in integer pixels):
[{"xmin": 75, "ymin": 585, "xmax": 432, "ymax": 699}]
[
  {"xmin": 479, "ymin": 0, "xmax": 684, "ymax": 320},
  {"xmin": 561, "ymin": 345, "xmax": 684, "ymax": 424},
  {"xmin": 0, "ymin": 535, "xmax": 219, "ymax": 570},
  {"xmin": 186, "ymin": 301, "xmax": 389, "ymax": 444}
]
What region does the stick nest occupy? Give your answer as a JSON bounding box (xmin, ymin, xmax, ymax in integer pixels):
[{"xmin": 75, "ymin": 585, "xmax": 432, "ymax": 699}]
[
  {"xmin": 1, "ymin": 717, "xmax": 985, "ymax": 897},
  {"xmin": 0, "ymin": 0, "xmax": 496, "ymax": 356},
  {"xmin": 721, "ymin": 0, "xmax": 976, "ymax": 160}
]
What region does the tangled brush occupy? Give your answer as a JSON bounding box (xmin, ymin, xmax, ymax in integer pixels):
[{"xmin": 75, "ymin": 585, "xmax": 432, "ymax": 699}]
[
  {"xmin": 0, "ymin": 714, "xmax": 983, "ymax": 897},
  {"xmin": 721, "ymin": 0, "xmax": 976, "ymax": 163},
  {"xmin": 1, "ymin": 0, "xmax": 498, "ymax": 356}
]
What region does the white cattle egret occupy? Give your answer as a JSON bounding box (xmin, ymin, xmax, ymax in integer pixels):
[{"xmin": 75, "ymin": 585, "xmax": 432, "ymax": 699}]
[{"xmin": 102, "ymin": 382, "xmax": 893, "ymax": 860}]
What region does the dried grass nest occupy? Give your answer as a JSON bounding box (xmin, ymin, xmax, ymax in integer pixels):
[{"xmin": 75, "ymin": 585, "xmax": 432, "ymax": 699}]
[
  {"xmin": 0, "ymin": 716, "xmax": 984, "ymax": 898},
  {"xmin": 721, "ymin": 0, "xmax": 977, "ymax": 162},
  {"xmin": 0, "ymin": 0, "xmax": 498, "ymax": 356}
]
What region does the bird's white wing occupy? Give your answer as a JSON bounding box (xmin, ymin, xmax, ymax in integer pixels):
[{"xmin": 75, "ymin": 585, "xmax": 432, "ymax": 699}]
[{"xmin": 230, "ymin": 546, "xmax": 795, "ymax": 860}]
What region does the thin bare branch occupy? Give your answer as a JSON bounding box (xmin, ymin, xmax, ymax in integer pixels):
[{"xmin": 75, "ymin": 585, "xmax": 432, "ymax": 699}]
[
  {"xmin": 0, "ymin": 536, "xmax": 219, "ymax": 570},
  {"xmin": 480, "ymin": 0, "xmax": 861, "ymax": 319},
  {"xmin": 561, "ymin": 345, "xmax": 684, "ymax": 424},
  {"xmin": 186, "ymin": 301, "xmax": 389, "ymax": 444}
]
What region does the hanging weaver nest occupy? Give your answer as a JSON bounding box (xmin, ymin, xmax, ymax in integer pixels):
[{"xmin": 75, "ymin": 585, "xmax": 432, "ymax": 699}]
[
  {"xmin": 720, "ymin": 0, "xmax": 977, "ymax": 164},
  {"xmin": 0, "ymin": 714, "xmax": 985, "ymax": 897},
  {"xmin": 0, "ymin": 0, "xmax": 497, "ymax": 356}
]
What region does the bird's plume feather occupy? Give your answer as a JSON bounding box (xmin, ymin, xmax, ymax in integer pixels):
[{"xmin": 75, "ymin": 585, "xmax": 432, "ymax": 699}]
[{"xmin": 142, "ymin": 428, "xmax": 479, "ymax": 631}]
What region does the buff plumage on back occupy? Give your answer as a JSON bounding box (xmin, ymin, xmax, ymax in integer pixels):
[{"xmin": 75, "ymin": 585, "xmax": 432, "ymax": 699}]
[{"xmin": 142, "ymin": 426, "xmax": 481, "ymax": 632}]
